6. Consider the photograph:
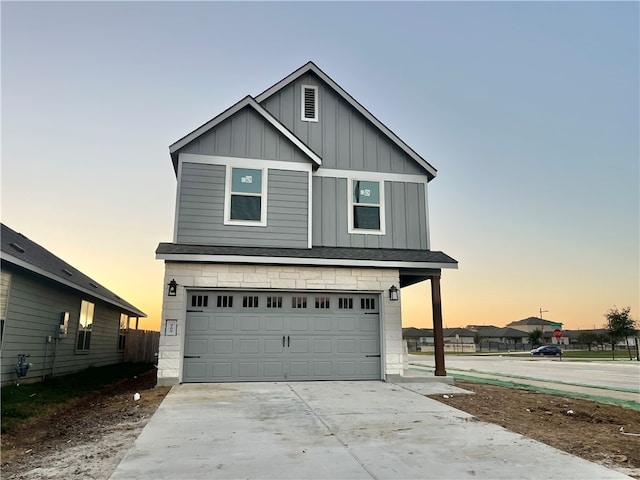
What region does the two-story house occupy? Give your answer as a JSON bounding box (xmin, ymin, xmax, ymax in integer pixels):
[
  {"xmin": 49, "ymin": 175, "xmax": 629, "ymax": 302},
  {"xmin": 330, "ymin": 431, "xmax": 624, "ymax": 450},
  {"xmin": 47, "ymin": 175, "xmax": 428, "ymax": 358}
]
[{"xmin": 156, "ymin": 62, "xmax": 457, "ymax": 385}]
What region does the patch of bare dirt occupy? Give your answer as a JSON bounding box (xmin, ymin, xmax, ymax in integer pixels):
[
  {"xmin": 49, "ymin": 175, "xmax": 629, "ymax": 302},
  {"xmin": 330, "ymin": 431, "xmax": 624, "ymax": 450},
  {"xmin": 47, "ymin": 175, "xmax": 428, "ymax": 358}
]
[
  {"xmin": 1, "ymin": 368, "xmax": 170, "ymax": 479},
  {"xmin": 430, "ymin": 380, "xmax": 640, "ymax": 478},
  {"xmin": 2, "ymin": 375, "xmax": 639, "ymax": 479}
]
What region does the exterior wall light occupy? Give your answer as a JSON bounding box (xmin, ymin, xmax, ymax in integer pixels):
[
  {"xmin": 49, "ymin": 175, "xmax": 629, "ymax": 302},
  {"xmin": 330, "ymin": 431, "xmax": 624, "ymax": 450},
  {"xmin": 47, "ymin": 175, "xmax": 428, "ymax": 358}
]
[
  {"xmin": 389, "ymin": 285, "xmax": 399, "ymax": 301},
  {"xmin": 167, "ymin": 279, "xmax": 178, "ymax": 296}
]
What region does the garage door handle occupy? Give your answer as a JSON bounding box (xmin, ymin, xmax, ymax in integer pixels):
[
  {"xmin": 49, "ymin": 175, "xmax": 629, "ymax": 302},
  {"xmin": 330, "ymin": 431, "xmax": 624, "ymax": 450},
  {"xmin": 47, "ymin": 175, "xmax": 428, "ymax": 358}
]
[
  {"xmin": 184, "ymin": 355, "xmax": 201, "ymax": 359},
  {"xmin": 287, "ymin": 335, "xmax": 290, "ymax": 347},
  {"xmin": 282, "ymin": 336, "xmax": 285, "ymax": 347},
  {"xmin": 365, "ymin": 354, "xmax": 381, "ymax": 358}
]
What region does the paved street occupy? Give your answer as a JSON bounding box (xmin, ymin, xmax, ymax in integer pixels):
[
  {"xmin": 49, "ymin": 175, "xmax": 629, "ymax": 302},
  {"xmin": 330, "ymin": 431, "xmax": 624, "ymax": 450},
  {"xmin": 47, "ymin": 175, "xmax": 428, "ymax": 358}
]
[{"xmin": 409, "ymin": 354, "xmax": 640, "ymax": 402}]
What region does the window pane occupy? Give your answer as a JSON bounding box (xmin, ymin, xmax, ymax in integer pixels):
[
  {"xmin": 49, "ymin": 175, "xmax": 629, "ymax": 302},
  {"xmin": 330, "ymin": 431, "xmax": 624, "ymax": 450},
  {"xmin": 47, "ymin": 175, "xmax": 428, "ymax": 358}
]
[
  {"xmin": 231, "ymin": 195, "xmax": 261, "ymax": 221},
  {"xmin": 354, "ymin": 206, "xmax": 380, "ymax": 230},
  {"xmin": 232, "ymin": 168, "xmax": 262, "ymax": 194},
  {"xmin": 353, "ymin": 181, "xmax": 379, "ymax": 204}
]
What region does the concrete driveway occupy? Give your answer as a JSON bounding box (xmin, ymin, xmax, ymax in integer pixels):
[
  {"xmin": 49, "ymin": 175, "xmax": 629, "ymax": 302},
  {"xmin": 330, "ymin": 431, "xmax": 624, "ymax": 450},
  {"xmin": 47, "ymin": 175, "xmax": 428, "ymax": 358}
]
[{"xmin": 110, "ymin": 381, "xmax": 629, "ymax": 480}]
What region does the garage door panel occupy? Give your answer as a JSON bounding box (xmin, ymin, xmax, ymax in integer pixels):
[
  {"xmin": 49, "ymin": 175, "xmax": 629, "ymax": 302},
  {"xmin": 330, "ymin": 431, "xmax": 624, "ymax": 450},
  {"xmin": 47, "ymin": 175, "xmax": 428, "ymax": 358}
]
[
  {"xmin": 240, "ymin": 339, "xmax": 260, "ymax": 354},
  {"xmin": 359, "ymin": 317, "xmax": 379, "ymax": 331},
  {"xmin": 211, "ymin": 362, "xmax": 233, "ymax": 378},
  {"xmin": 215, "ymin": 316, "xmax": 235, "ymax": 331},
  {"xmin": 189, "ymin": 315, "xmax": 210, "ymax": 331},
  {"xmin": 238, "ymin": 362, "xmax": 259, "ymax": 377},
  {"xmin": 264, "ymin": 338, "xmax": 284, "ymax": 354},
  {"xmin": 184, "ymin": 361, "xmax": 207, "ymax": 379},
  {"xmin": 186, "ymin": 338, "xmax": 208, "ymax": 355},
  {"xmin": 265, "ymin": 317, "xmax": 284, "ymax": 331},
  {"xmin": 212, "ymin": 339, "xmax": 233, "ymax": 354},
  {"xmin": 290, "ymin": 317, "xmax": 309, "ymax": 332},
  {"xmin": 313, "ymin": 339, "xmax": 332, "ymax": 353},
  {"xmin": 337, "ymin": 339, "xmax": 356, "ymax": 353},
  {"xmin": 360, "ymin": 339, "xmax": 379, "ymax": 354},
  {"xmin": 338, "ymin": 317, "xmax": 356, "ymax": 331},
  {"xmin": 241, "ymin": 316, "xmax": 260, "ymax": 331},
  {"xmin": 184, "ymin": 291, "xmax": 381, "ymax": 382},
  {"xmin": 264, "ymin": 361, "xmax": 285, "ymax": 377},
  {"xmin": 312, "ymin": 317, "xmax": 332, "ymax": 331},
  {"xmin": 313, "ymin": 361, "xmax": 332, "ymax": 376}
]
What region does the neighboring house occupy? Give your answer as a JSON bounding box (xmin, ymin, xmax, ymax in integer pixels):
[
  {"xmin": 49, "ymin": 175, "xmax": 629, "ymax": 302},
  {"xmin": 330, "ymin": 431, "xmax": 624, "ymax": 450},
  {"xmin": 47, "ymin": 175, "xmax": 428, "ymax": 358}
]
[
  {"xmin": 156, "ymin": 61, "xmax": 458, "ymax": 385},
  {"xmin": 403, "ymin": 327, "xmax": 433, "ymax": 352},
  {"xmin": 507, "ymin": 317, "xmax": 563, "ymax": 344},
  {"xmin": 1, "ymin": 224, "xmax": 146, "ymax": 385},
  {"xmin": 474, "ymin": 326, "xmax": 529, "ymax": 345}
]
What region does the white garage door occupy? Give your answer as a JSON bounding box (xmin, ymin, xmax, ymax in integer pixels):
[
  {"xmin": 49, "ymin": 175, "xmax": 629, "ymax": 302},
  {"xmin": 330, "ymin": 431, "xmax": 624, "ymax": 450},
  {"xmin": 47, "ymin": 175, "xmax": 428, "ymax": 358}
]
[{"xmin": 183, "ymin": 291, "xmax": 381, "ymax": 382}]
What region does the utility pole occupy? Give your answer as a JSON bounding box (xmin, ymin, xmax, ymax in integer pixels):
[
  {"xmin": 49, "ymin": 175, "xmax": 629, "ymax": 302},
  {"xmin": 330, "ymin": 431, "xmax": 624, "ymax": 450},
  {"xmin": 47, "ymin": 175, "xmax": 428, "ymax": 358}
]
[{"xmin": 540, "ymin": 308, "xmax": 549, "ymax": 344}]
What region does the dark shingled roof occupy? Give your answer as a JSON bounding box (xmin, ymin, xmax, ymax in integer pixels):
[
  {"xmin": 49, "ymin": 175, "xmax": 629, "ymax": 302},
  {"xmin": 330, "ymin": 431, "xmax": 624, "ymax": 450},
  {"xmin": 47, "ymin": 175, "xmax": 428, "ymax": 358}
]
[
  {"xmin": 1, "ymin": 224, "xmax": 145, "ymax": 317},
  {"xmin": 507, "ymin": 317, "xmax": 560, "ymax": 327},
  {"xmin": 474, "ymin": 326, "xmax": 529, "ymax": 338},
  {"xmin": 156, "ymin": 243, "xmax": 457, "ymax": 266}
]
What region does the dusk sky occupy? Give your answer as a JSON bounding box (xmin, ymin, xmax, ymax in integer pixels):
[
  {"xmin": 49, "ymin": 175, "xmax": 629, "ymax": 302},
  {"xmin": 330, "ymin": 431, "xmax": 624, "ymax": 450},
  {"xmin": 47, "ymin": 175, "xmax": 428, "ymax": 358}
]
[{"xmin": 2, "ymin": 2, "xmax": 638, "ymax": 332}]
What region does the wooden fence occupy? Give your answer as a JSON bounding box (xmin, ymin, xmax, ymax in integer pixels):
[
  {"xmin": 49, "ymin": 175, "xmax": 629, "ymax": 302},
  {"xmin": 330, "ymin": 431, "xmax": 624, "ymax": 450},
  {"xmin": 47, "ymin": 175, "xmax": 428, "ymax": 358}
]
[{"xmin": 124, "ymin": 329, "xmax": 160, "ymax": 364}]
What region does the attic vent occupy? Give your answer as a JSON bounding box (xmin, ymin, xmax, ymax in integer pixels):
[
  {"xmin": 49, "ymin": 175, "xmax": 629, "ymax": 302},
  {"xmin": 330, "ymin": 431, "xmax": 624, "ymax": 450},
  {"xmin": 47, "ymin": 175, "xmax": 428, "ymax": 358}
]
[
  {"xmin": 62, "ymin": 269, "xmax": 73, "ymax": 276},
  {"xmin": 9, "ymin": 243, "xmax": 25, "ymax": 253},
  {"xmin": 301, "ymin": 85, "xmax": 318, "ymax": 122},
  {"xmin": 89, "ymin": 282, "xmax": 98, "ymax": 289}
]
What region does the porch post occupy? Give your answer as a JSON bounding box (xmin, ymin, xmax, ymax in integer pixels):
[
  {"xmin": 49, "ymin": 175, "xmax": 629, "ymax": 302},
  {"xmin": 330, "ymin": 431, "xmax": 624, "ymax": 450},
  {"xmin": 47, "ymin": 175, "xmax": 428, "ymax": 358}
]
[{"xmin": 430, "ymin": 274, "xmax": 447, "ymax": 376}]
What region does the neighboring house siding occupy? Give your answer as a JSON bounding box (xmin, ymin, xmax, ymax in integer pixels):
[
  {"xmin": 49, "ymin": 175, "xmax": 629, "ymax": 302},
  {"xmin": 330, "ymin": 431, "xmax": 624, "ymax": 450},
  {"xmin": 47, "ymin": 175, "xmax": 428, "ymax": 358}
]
[
  {"xmin": 0, "ymin": 267, "xmax": 124, "ymax": 384},
  {"xmin": 261, "ymin": 72, "xmax": 424, "ymax": 175},
  {"xmin": 180, "ymin": 107, "xmax": 309, "ymax": 163},
  {"xmin": 312, "ymin": 177, "xmax": 428, "ymax": 249},
  {"xmin": 176, "ymin": 162, "xmax": 308, "ymax": 247}
]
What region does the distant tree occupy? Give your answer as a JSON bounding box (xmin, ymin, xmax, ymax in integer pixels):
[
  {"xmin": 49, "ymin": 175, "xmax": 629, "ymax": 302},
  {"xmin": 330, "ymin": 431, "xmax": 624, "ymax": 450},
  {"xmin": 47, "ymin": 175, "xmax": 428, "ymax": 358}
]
[
  {"xmin": 528, "ymin": 329, "xmax": 542, "ymax": 347},
  {"xmin": 604, "ymin": 306, "xmax": 638, "ymax": 360},
  {"xmin": 576, "ymin": 331, "xmax": 598, "ymax": 351}
]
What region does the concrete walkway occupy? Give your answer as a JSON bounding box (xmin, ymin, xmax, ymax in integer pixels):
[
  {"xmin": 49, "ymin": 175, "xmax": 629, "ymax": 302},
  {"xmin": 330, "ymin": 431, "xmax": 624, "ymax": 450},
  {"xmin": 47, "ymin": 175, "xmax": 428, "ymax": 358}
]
[{"xmin": 109, "ymin": 382, "xmax": 631, "ymax": 479}]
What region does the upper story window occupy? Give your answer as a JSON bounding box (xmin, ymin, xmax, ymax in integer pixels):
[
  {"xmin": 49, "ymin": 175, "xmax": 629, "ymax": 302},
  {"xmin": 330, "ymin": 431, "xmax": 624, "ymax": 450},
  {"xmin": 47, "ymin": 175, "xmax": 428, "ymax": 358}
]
[
  {"xmin": 76, "ymin": 300, "xmax": 94, "ymax": 352},
  {"xmin": 349, "ymin": 180, "xmax": 385, "ymax": 234},
  {"xmin": 301, "ymin": 85, "xmax": 318, "ymax": 122},
  {"xmin": 224, "ymin": 167, "xmax": 267, "ymax": 226}
]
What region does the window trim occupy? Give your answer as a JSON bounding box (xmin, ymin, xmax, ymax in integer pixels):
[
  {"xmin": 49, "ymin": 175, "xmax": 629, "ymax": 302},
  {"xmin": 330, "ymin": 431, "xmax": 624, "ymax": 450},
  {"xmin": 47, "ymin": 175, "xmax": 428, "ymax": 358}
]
[
  {"xmin": 347, "ymin": 178, "xmax": 386, "ymax": 235},
  {"xmin": 118, "ymin": 313, "xmax": 128, "ymax": 352},
  {"xmin": 301, "ymin": 85, "xmax": 318, "ymax": 122},
  {"xmin": 223, "ymin": 165, "xmax": 268, "ymax": 226},
  {"xmin": 76, "ymin": 299, "xmax": 95, "ymax": 353}
]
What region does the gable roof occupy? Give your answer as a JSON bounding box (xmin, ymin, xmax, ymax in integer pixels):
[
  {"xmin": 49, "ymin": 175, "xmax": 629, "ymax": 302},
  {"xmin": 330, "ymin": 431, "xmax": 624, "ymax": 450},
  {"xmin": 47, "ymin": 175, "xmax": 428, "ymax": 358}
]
[
  {"xmin": 474, "ymin": 326, "xmax": 529, "ymax": 338},
  {"xmin": 255, "ymin": 61, "xmax": 438, "ymax": 180},
  {"xmin": 1, "ymin": 224, "xmax": 146, "ymax": 317},
  {"xmin": 169, "ymin": 96, "xmax": 323, "ymax": 174},
  {"xmin": 507, "ymin": 317, "xmax": 561, "ymax": 327}
]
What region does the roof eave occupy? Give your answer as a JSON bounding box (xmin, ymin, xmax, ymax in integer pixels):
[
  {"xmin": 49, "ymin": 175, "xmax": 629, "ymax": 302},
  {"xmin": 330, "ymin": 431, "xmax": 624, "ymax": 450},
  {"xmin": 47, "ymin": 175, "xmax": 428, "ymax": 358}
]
[
  {"xmin": 168, "ymin": 96, "xmax": 322, "ymax": 175},
  {"xmin": 2, "ymin": 253, "xmax": 147, "ymax": 318},
  {"xmin": 155, "ymin": 252, "xmax": 457, "ymax": 270}
]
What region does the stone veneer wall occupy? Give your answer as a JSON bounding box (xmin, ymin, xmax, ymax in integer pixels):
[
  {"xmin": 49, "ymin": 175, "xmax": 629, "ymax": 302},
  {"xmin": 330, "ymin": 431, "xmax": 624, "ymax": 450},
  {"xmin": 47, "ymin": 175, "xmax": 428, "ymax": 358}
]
[{"xmin": 158, "ymin": 263, "xmax": 402, "ymax": 385}]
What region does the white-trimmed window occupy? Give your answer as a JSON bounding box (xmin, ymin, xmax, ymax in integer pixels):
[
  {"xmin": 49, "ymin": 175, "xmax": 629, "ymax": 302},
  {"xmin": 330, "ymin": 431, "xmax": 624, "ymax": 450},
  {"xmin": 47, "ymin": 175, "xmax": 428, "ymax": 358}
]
[
  {"xmin": 118, "ymin": 313, "xmax": 128, "ymax": 351},
  {"xmin": 224, "ymin": 166, "xmax": 267, "ymax": 226},
  {"xmin": 1, "ymin": 271, "xmax": 11, "ymax": 347},
  {"xmin": 301, "ymin": 85, "xmax": 318, "ymax": 122},
  {"xmin": 76, "ymin": 300, "xmax": 94, "ymax": 352},
  {"xmin": 348, "ymin": 179, "xmax": 385, "ymax": 234}
]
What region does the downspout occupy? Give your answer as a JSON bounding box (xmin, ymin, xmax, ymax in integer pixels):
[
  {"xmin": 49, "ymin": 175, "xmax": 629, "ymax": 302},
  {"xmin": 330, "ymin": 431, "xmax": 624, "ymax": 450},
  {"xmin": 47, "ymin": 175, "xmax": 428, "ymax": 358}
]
[{"xmin": 42, "ymin": 337, "xmax": 50, "ymax": 381}]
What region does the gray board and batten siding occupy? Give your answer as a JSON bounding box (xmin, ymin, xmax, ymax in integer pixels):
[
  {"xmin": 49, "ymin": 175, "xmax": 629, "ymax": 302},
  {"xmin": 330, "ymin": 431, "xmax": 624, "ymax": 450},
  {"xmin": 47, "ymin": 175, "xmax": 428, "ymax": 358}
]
[
  {"xmin": 312, "ymin": 177, "xmax": 429, "ymax": 249},
  {"xmin": 1, "ymin": 266, "xmax": 125, "ymax": 385},
  {"xmin": 260, "ymin": 72, "xmax": 425, "ymax": 175},
  {"xmin": 176, "ymin": 162, "xmax": 309, "ymax": 248},
  {"xmin": 179, "ymin": 107, "xmax": 312, "ymax": 164}
]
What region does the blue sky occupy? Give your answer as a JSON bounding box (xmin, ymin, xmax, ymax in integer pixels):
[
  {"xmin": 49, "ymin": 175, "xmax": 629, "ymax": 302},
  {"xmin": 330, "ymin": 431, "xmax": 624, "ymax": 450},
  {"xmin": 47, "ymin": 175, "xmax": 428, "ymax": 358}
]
[{"xmin": 2, "ymin": 1, "xmax": 638, "ymax": 331}]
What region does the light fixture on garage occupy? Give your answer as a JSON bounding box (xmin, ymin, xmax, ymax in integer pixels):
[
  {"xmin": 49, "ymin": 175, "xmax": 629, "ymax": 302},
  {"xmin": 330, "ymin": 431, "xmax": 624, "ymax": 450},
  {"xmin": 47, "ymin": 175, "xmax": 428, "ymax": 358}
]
[
  {"xmin": 167, "ymin": 279, "xmax": 178, "ymax": 296},
  {"xmin": 389, "ymin": 285, "xmax": 399, "ymax": 301}
]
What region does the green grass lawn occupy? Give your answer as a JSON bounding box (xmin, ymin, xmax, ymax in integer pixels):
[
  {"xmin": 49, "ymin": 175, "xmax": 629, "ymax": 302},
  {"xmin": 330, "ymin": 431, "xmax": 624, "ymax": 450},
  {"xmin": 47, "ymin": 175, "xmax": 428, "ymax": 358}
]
[{"xmin": 1, "ymin": 363, "xmax": 155, "ymax": 434}]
